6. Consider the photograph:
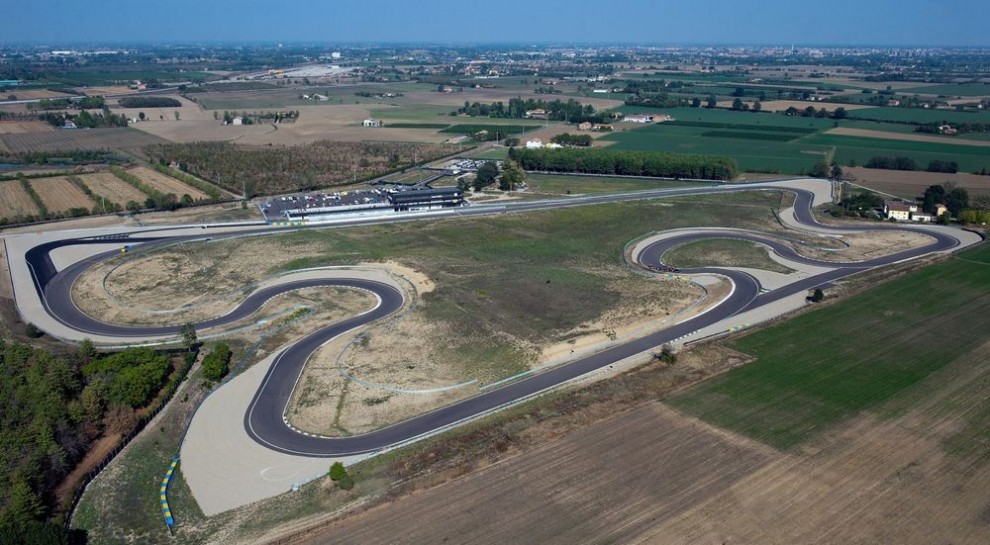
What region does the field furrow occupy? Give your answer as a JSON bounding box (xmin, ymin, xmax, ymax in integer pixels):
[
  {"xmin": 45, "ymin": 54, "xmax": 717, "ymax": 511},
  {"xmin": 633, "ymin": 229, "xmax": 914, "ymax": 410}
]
[
  {"xmin": 30, "ymin": 177, "xmax": 95, "ymax": 214},
  {"xmin": 0, "ymin": 180, "xmax": 41, "ymax": 220}
]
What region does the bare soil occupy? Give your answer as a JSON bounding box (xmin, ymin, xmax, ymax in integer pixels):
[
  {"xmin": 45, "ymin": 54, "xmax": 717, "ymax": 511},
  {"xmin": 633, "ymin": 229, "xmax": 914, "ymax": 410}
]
[
  {"xmin": 827, "ymin": 126, "xmax": 990, "ymax": 147},
  {"xmin": 798, "ymin": 229, "xmax": 935, "ymax": 262},
  {"xmin": 0, "ymin": 179, "xmax": 40, "ymax": 219},
  {"xmin": 30, "ymin": 177, "xmax": 95, "ymax": 214},
  {"xmin": 0, "ymin": 128, "xmax": 168, "ymax": 154},
  {"xmin": 754, "ymin": 100, "xmax": 875, "ymax": 113},
  {"xmin": 291, "ymin": 341, "xmax": 990, "ymax": 545},
  {"xmin": 844, "ymin": 166, "xmax": 990, "ymax": 198}
]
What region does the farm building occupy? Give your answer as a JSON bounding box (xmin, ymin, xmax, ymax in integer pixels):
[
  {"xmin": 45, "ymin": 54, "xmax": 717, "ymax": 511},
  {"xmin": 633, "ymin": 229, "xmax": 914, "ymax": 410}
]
[
  {"xmin": 622, "ymin": 114, "xmax": 672, "ymax": 124},
  {"xmin": 577, "ymin": 122, "xmax": 593, "ymax": 131},
  {"xmin": 363, "ymin": 118, "xmax": 382, "ymax": 127},
  {"xmin": 525, "ymin": 109, "xmax": 548, "ymax": 119},
  {"xmin": 883, "ymin": 200, "xmax": 918, "ymax": 221},
  {"xmin": 231, "ymin": 117, "xmax": 243, "ymax": 126},
  {"xmin": 526, "ymin": 139, "xmax": 543, "ymax": 149}
]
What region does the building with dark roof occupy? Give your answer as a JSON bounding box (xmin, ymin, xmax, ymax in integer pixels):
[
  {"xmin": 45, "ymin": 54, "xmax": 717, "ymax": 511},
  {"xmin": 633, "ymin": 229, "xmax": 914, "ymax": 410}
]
[{"xmin": 387, "ymin": 187, "xmax": 464, "ymax": 211}]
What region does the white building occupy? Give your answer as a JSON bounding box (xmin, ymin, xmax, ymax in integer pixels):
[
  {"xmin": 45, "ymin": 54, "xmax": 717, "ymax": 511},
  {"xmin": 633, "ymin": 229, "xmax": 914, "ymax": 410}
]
[
  {"xmin": 231, "ymin": 117, "xmax": 243, "ymax": 126},
  {"xmin": 884, "ymin": 200, "xmax": 917, "ymax": 221},
  {"xmin": 363, "ymin": 118, "xmax": 382, "ymax": 127},
  {"xmin": 525, "ymin": 139, "xmax": 543, "ymax": 149}
]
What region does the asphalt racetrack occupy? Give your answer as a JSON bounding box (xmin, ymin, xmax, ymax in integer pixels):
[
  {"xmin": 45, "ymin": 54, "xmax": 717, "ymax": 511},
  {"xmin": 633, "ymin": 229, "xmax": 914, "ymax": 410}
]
[{"xmin": 22, "ymin": 184, "xmax": 965, "ymax": 457}]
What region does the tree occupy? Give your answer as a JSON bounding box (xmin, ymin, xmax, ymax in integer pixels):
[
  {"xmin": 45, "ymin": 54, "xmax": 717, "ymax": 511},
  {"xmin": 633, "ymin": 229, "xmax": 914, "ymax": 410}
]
[
  {"xmin": 24, "ymin": 323, "xmax": 42, "ymax": 338},
  {"xmin": 78, "ymin": 338, "xmax": 97, "ymax": 362},
  {"xmin": 474, "ymin": 161, "xmax": 499, "ymax": 190},
  {"xmin": 811, "ymin": 288, "xmax": 825, "ymax": 303},
  {"xmin": 499, "ymin": 160, "xmax": 525, "ymax": 191},
  {"xmin": 328, "ymin": 461, "xmax": 355, "ymax": 490},
  {"xmin": 179, "ymin": 322, "xmax": 197, "ymax": 349},
  {"xmin": 752, "ymin": 100, "xmax": 762, "ymax": 113},
  {"xmin": 832, "ymin": 107, "xmax": 848, "ymax": 120},
  {"xmin": 705, "ymin": 95, "xmax": 717, "ymax": 109},
  {"xmin": 830, "ymin": 163, "xmax": 844, "ymax": 180},
  {"xmin": 201, "ymin": 343, "xmax": 231, "ymax": 382},
  {"xmin": 691, "ymin": 97, "xmax": 701, "ymax": 108},
  {"xmin": 731, "ymin": 98, "xmax": 745, "ymax": 111},
  {"xmin": 810, "ymin": 160, "xmax": 830, "ymax": 178},
  {"xmin": 138, "ymin": 112, "xmax": 145, "ymax": 121}
]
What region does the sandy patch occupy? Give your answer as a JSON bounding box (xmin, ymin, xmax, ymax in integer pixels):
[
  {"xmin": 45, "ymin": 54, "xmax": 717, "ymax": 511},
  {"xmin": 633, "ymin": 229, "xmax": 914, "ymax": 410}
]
[
  {"xmin": 798, "ymin": 229, "xmax": 935, "ymax": 262},
  {"xmin": 827, "ymin": 126, "xmax": 990, "ymax": 147}
]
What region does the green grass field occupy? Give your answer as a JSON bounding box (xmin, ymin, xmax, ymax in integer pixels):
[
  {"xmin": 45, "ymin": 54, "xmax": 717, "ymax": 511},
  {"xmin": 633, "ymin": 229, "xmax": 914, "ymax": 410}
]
[
  {"xmin": 522, "ymin": 174, "xmax": 704, "ymax": 195},
  {"xmin": 667, "ymin": 243, "xmax": 990, "ymax": 450},
  {"xmin": 848, "ymin": 106, "xmax": 990, "ymax": 124},
  {"xmin": 803, "ymin": 133, "xmax": 990, "ymax": 173},
  {"xmin": 603, "ymin": 120, "xmax": 830, "ymax": 174},
  {"xmin": 898, "ymin": 83, "xmax": 990, "ymax": 97}
]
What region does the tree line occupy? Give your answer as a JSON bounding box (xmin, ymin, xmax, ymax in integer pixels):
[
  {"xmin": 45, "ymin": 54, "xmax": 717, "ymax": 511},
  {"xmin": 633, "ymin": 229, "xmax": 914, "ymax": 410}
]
[
  {"xmin": 865, "ymin": 156, "xmax": 958, "ymax": 173},
  {"xmin": 455, "ymin": 97, "xmax": 608, "ymax": 123},
  {"xmin": 508, "ymin": 147, "xmax": 737, "ymax": 180},
  {"xmin": 38, "ymin": 108, "xmax": 128, "ymax": 129},
  {"xmin": 117, "ymin": 96, "xmax": 182, "ymax": 108}
]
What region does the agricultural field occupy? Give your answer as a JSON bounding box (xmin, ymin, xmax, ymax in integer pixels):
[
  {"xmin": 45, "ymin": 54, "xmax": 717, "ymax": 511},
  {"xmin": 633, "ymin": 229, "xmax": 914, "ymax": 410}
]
[
  {"xmin": 805, "ymin": 133, "xmax": 990, "ymax": 173},
  {"xmin": 844, "ymin": 167, "xmax": 990, "ymax": 198},
  {"xmin": 0, "ymin": 179, "xmax": 40, "ymax": 221},
  {"xmin": 847, "ymin": 106, "xmax": 990, "ymax": 124},
  {"xmin": 29, "ymin": 177, "xmax": 95, "ymax": 214},
  {"xmin": 77, "ymin": 171, "xmax": 148, "ymax": 207},
  {"xmin": 825, "ymin": 126, "xmax": 990, "ymax": 147},
  {"xmin": 145, "ymin": 140, "xmax": 460, "ymax": 195},
  {"xmin": 898, "ymin": 83, "xmax": 990, "ymax": 96},
  {"xmin": 668, "ymin": 243, "xmax": 990, "ymax": 449},
  {"xmin": 0, "ymin": 121, "xmax": 56, "ymax": 134},
  {"xmin": 603, "ymin": 116, "xmax": 831, "ymax": 174},
  {"xmin": 128, "ymin": 166, "xmax": 210, "ymax": 200},
  {"xmin": 58, "ymin": 70, "xmax": 213, "ymax": 86},
  {"xmin": 0, "ymin": 128, "xmax": 167, "ymax": 154}
]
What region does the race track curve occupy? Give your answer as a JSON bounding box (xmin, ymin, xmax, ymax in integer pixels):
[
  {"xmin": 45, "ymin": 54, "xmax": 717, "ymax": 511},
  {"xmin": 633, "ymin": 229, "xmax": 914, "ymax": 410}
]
[{"xmin": 23, "ymin": 185, "xmax": 965, "ymax": 457}]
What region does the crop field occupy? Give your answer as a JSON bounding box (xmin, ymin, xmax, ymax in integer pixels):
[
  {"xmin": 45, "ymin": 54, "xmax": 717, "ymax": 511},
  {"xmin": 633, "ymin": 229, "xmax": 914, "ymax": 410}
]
[
  {"xmin": 843, "ymin": 167, "xmax": 990, "ymax": 198},
  {"xmin": 668, "ymin": 243, "xmax": 990, "ymax": 449},
  {"xmin": 0, "ymin": 180, "xmax": 40, "ymax": 220},
  {"xmin": 29, "ymin": 177, "xmax": 95, "ymax": 214},
  {"xmin": 0, "ymin": 128, "xmax": 167, "ymax": 154},
  {"xmin": 898, "ymin": 83, "xmax": 990, "ymax": 96},
  {"xmin": 58, "ymin": 70, "xmax": 213, "ymax": 86},
  {"xmin": 77, "ymin": 172, "xmax": 148, "ymax": 206},
  {"xmin": 603, "ymin": 122, "xmax": 830, "ymax": 174},
  {"xmin": 804, "ymin": 133, "xmax": 990, "ymax": 173},
  {"xmin": 0, "ymin": 120, "xmax": 56, "ymax": 134},
  {"xmin": 128, "ymin": 166, "xmax": 210, "ymax": 200},
  {"xmin": 825, "ymin": 126, "xmax": 990, "ymax": 147},
  {"xmin": 439, "ymin": 124, "xmax": 539, "ymax": 136},
  {"xmin": 847, "ymin": 106, "xmax": 990, "ymax": 124}
]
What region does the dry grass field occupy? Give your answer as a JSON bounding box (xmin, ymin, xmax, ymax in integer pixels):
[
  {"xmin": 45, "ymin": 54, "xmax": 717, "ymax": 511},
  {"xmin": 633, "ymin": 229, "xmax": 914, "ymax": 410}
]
[
  {"xmin": 845, "ymin": 166, "xmax": 990, "ymax": 198},
  {"xmin": 0, "ymin": 128, "xmax": 167, "ymax": 153},
  {"xmin": 77, "ymin": 171, "xmax": 148, "ymax": 206},
  {"xmin": 0, "ymin": 120, "xmax": 56, "ymax": 134},
  {"xmin": 128, "ymin": 166, "xmax": 210, "ymax": 200},
  {"xmin": 0, "ymin": 180, "xmax": 40, "ymax": 220},
  {"xmin": 29, "ymin": 177, "xmax": 94, "ymax": 213},
  {"xmin": 827, "ymin": 126, "xmax": 990, "ymax": 147},
  {"xmin": 0, "ymin": 89, "xmax": 74, "ymax": 101},
  {"xmin": 82, "ymin": 86, "xmax": 133, "ymax": 96}
]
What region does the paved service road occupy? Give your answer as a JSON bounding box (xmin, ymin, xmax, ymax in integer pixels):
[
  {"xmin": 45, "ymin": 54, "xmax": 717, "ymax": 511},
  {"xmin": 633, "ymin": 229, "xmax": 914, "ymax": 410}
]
[{"xmin": 19, "ymin": 182, "xmax": 969, "ymax": 457}]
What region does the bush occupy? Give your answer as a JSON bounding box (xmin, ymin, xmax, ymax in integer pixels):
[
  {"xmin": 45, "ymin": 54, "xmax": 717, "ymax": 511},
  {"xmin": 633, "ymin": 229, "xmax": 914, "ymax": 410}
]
[
  {"xmin": 201, "ymin": 343, "xmax": 231, "ymax": 382},
  {"xmin": 328, "ymin": 461, "xmax": 346, "ymax": 481},
  {"xmin": 24, "ymin": 323, "xmax": 42, "ymax": 338}
]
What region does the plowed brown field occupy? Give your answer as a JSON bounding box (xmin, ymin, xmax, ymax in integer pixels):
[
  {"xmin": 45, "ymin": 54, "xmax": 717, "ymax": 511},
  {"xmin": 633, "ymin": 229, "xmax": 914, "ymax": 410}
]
[
  {"xmin": 0, "ymin": 120, "xmax": 56, "ymax": 134},
  {"xmin": 30, "ymin": 177, "xmax": 95, "ymax": 213},
  {"xmin": 0, "ymin": 180, "xmax": 40, "ymax": 220}
]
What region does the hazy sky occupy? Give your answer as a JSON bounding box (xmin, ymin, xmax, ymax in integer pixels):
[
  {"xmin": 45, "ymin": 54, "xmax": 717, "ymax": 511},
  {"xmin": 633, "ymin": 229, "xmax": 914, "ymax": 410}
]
[{"xmin": 4, "ymin": 0, "xmax": 986, "ymax": 46}]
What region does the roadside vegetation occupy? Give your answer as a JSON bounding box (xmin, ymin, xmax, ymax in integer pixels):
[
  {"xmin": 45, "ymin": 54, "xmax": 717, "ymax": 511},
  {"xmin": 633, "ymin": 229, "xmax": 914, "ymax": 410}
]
[{"xmin": 664, "ymin": 238, "xmax": 794, "ymax": 274}]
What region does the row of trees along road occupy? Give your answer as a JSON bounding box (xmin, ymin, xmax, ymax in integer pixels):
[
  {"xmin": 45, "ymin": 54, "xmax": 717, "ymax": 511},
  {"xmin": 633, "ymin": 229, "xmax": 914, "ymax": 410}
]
[{"xmin": 508, "ymin": 147, "xmax": 737, "ymax": 180}]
